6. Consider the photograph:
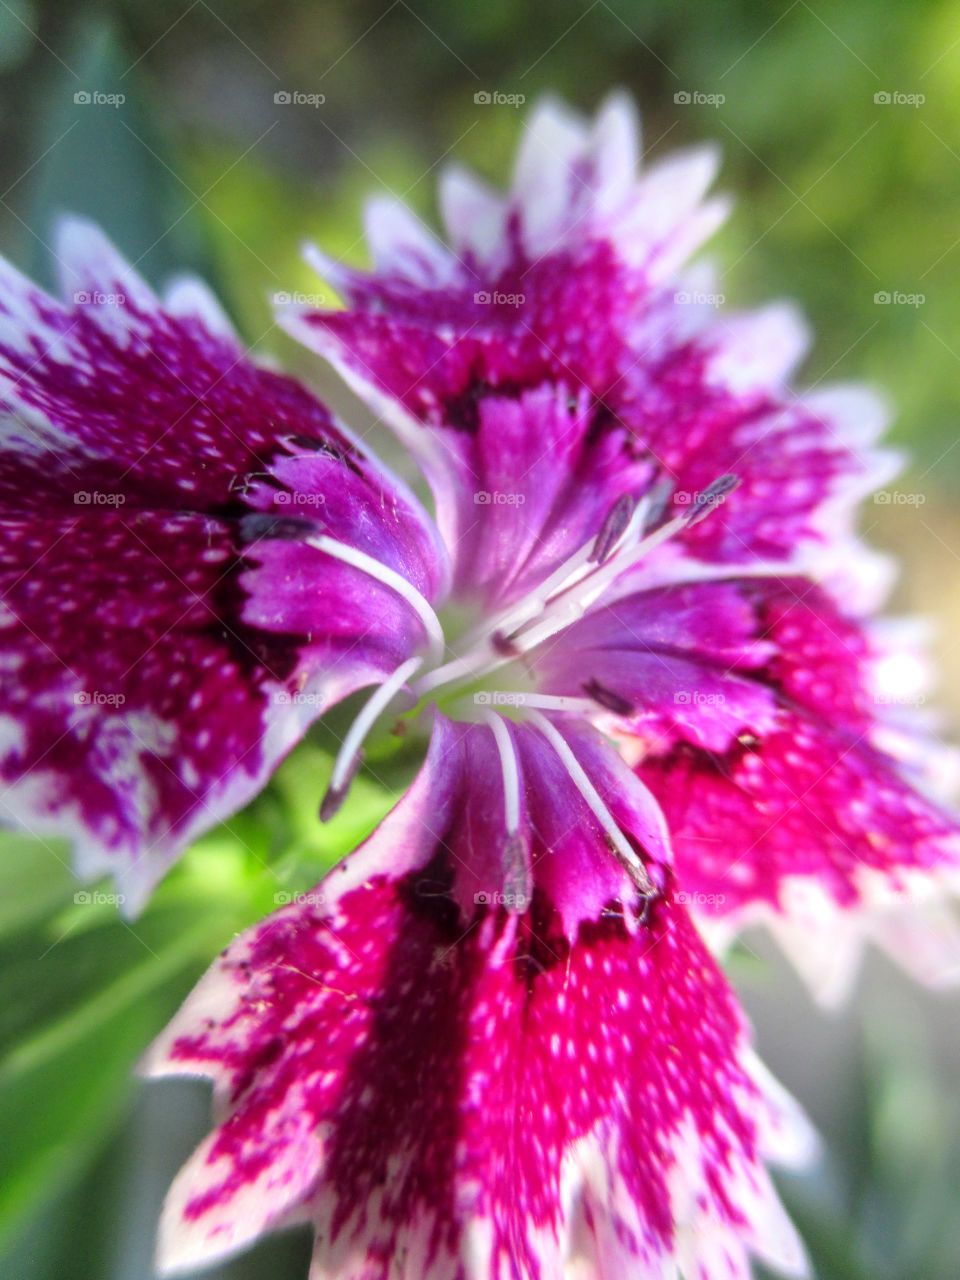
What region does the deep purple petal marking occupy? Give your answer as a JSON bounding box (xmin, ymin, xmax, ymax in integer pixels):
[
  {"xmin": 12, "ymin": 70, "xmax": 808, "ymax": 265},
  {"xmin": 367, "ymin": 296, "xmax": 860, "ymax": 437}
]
[
  {"xmin": 0, "ymin": 222, "xmax": 444, "ymax": 901},
  {"xmin": 148, "ymin": 719, "xmax": 811, "ymax": 1278}
]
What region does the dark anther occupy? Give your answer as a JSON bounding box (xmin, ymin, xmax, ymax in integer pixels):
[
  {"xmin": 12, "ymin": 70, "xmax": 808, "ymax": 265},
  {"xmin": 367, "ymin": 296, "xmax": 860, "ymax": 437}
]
[
  {"xmin": 319, "ymin": 752, "xmax": 363, "ymax": 822},
  {"xmin": 644, "ymin": 477, "xmax": 675, "ymax": 528},
  {"xmin": 685, "ymin": 473, "xmax": 740, "ymax": 527},
  {"xmin": 491, "ymin": 630, "xmax": 521, "ymax": 656},
  {"xmin": 590, "ymin": 493, "xmax": 636, "ymax": 564}
]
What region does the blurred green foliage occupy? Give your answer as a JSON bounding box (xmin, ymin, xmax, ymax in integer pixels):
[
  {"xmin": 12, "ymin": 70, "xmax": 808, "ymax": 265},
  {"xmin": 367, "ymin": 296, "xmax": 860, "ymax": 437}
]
[
  {"xmin": 0, "ymin": 734, "xmax": 405, "ymax": 1272},
  {"xmin": 4, "ymin": 1, "xmax": 960, "ymax": 472},
  {"xmin": 1, "ymin": 2, "xmax": 959, "ymax": 1278}
]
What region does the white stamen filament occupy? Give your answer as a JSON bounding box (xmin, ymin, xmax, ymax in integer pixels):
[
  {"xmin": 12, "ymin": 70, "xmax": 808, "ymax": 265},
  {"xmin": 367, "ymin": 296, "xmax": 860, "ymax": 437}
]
[
  {"xmin": 306, "ymin": 535, "xmax": 445, "ymax": 667},
  {"xmin": 481, "ymin": 711, "xmax": 521, "ymax": 835},
  {"xmin": 504, "ymin": 508, "xmax": 692, "ymax": 656},
  {"xmin": 327, "ymin": 656, "xmax": 423, "ymax": 795},
  {"xmin": 528, "ymin": 710, "xmax": 655, "ymax": 896},
  {"xmin": 411, "ymin": 502, "xmax": 690, "ymax": 701},
  {"xmin": 457, "ymin": 494, "xmax": 651, "ymax": 654},
  {"xmin": 413, "ymin": 652, "xmax": 497, "ymax": 701}
]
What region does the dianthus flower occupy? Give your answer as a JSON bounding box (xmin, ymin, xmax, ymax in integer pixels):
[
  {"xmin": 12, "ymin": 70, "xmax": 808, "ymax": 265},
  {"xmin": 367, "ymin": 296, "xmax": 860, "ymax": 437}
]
[{"xmin": 1, "ymin": 95, "xmax": 956, "ymax": 1279}]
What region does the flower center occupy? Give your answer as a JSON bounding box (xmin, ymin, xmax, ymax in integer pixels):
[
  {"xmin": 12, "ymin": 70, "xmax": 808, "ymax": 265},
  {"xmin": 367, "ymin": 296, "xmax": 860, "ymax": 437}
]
[
  {"xmin": 411, "ymin": 471, "xmax": 737, "ymax": 706},
  {"xmin": 309, "ymin": 473, "xmax": 736, "ymax": 902}
]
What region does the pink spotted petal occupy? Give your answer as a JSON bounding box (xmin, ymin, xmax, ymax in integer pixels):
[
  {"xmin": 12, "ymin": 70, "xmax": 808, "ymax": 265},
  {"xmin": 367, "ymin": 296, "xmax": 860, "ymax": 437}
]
[
  {"xmin": 146, "ymin": 718, "xmax": 812, "ymax": 1279},
  {"xmin": 537, "ymin": 581, "xmax": 779, "ymax": 754},
  {"xmin": 0, "ymin": 225, "xmax": 445, "ymax": 904},
  {"xmin": 281, "ymin": 96, "xmax": 896, "ymax": 574},
  {"xmin": 425, "ymin": 383, "xmax": 651, "ymax": 608},
  {"xmin": 637, "ymin": 711, "xmax": 960, "ymax": 918},
  {"xmin": 532, "ymin": 570, "xmax": 960, "ymax": 997}
]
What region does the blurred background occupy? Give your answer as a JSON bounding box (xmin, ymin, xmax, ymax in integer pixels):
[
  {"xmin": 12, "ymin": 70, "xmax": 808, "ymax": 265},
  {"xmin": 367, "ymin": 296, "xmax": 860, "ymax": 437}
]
[{"xmin": 1, "ymin": 1, "xmax": 960, "ymax": 1277}]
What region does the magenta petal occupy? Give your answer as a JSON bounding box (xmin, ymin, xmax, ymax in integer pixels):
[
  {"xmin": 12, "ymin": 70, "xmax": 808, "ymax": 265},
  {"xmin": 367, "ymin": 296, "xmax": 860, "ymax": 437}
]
[
  {"xmin": 282, "ymin": 96, "xmax": 897, "ymax": 571},
  {"xmin": 639, "ymin": 709, "xmax": 960, "ymax": 916},
  {"xmin": 537, "ymin": 573, "xmax": 960, "ymax": 995},
  {"xmin": 0, "ymin": 221, "xmax": 357, "ymax": 511},
  {"xmin": 749, "ymin": 580, "xmax": 875, "ymax": 732},
  {"xmin": 610, "ymin": 322, "xmax": 899, "ymax": 564},
  {"xmin": 437, "ymin": 384, "xmax": 652, "ymax": 607},
  {"xmin": 431, "ymin": 715, "xmax": 671, "ymax": 932},
  {"xmin": 0, "ymin": 508, "xmax": 399, "ymax": 907},
  {"xmin": 537, "ymin": 581, "xmax": 780, "ymax": 753},
  {"xmin": 237, "ymin": 441, "xmax": 446, "ymax": 666},
  {"xmin": 147, "ymin": 719, "xmax": 811, "ymax": 1279},
  {"xmin": 0, "ymin": 225, "xmax": 446, "ymax": 902},
  {"xmin": 561, "ymin": 577, "xmax": 960, "ymax": 915},
  {"xmin": 293, "ymin": 235, "xmax": 645, "ymax": 417}
]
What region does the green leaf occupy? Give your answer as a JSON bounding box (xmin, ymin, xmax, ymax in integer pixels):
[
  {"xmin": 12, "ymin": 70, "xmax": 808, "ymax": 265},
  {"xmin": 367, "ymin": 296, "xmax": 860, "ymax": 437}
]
[
  {"xmin": 0, "ymin": 835, "xmax": 276, "ymax": 1249},
  {"xmin": 21, "ymin": 15, "xmax": 217, "ymax": 290},
  {"xmin": 0, "ymin": 723, "xmax": 409, "ymax": 1251}
]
